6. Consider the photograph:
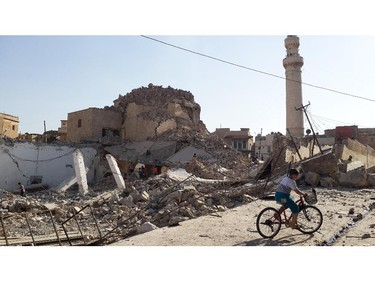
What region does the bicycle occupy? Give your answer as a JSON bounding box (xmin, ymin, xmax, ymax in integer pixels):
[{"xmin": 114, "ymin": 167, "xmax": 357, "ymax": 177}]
[{"xmin": 256, "ymin": 188, "xmax": 323, "ymax": 239}]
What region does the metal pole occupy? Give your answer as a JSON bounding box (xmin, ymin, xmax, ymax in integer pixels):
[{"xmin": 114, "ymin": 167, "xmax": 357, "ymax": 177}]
[
  {"xmin": 24, "ymin": 213, "xmax": 36, "ymax": 246},
  {"xmin": 0, "ymin": 214, "xmax": 9, "ymax": 246},
  {"xmin": 89, "ymin": 205, "xmax": 102, "ymax": 239},
  {"xmin": 287, "ymin": 128, "xmax": 303, "ymax": 161},
  {"xmin": 61, "ymin": 224, "xmax": 72, "ymax": 246},
  {"xmin": 73, "ymin": 214, "xmax": 87, "ymax": 245},
  {"xmin": 296, "ymin": 102, "xmax": 323, "ymax": 154},
  {"xmin": 49, "ymin": 211, "xmax": 62, "ymax": 246}
]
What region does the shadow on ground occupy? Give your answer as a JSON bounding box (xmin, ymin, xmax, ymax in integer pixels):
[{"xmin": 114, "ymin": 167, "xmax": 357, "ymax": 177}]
[{"xmin": 234, "ymin": 232, "xmax": 315, "ymax": 246}]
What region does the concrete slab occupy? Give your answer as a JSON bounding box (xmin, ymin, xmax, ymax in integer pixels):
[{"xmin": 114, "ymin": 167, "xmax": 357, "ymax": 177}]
[
  {"xmin": 73, "ymin": 149, "xmax": 89, "ymax": 196},
  {"xmin": 106, "ymin": 154, "xmax": 126, "ymax": 189},
  {"xmin": 167, "ymin": 145, "xmax": 212, "ymax": 163},
  {"xmin": 52, "ymin": 167, "xmax": 89, "ymax": 193},
  {"xmin": 300, "ymin": 151, "xmax": 338, "ymax": 176}
]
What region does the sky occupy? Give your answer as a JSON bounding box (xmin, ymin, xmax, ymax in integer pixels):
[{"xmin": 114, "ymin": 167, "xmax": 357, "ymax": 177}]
[
  {"xmin": 1, "ymin": 35, "xmax": 374, "ymax": 136},
  {"xmin": 2, "ymin": 1, "xmax": 375, "ymax": 279}
]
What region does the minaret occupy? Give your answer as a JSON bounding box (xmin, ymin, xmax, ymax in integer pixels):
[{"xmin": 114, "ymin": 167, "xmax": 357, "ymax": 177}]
[{"xmin": 283, "ymin": 35, "xmax": 304, "ymax": 138}]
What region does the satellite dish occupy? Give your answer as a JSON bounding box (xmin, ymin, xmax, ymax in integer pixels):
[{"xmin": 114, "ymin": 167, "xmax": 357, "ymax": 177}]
[{"xmin": 306, "ymin": 129, "xmax": 311, "ymax": 135}]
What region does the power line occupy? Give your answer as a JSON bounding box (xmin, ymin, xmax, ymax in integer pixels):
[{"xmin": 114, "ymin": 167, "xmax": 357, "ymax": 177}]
[
  {"xmin": 141, "ymin": 35, "xmax": 375, "ymax": 103},
  {"xmin": 311, "ymin": 113, "xmax": 366, "ymax": 128}
]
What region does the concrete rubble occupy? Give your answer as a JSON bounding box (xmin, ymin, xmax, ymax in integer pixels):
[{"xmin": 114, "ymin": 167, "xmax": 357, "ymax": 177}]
[
  {"xmin": 2, "ymin": 128, "xmax": 375, "ymax": 245},
  {"xmin": 2, "ymin": 85, "xmax": 375, "ymax": 246}
]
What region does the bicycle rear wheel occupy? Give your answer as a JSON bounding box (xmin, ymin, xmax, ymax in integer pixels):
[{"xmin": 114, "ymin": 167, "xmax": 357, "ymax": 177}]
[
  {"xmin": 256, "ymin": 207, "xmax": 281, "ymax": 238},
  {"xmin": 298, "ymin": 205, "xmax": 323, "ymax": 234}
]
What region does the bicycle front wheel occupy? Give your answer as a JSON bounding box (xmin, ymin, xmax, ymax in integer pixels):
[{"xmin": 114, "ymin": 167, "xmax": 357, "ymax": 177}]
[
  {"xmin": 256, "ymin": 207, "xmax": 281, "ymax": 238},
  {"xmin": 298, "ymin": 205, "xmax": 323, "ymax": 234}
]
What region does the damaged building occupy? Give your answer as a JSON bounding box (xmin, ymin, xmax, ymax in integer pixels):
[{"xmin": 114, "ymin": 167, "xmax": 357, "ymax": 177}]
[
  {"xmin": 113, "ymin": 83, "xmax": 205, "ymax": 141},
  {"xmin": 2, "ymin": 82, "xmax": 375, "ymax": 247},
  {"xmin": 66, "ymin": 108, "xmax": 122, "ymax": 143},
  {"xmin": 0, "ymin": 113, "xmax": 19, "ymax": 139},
  {"xmin": 65, "ymin": 84, "xmax": 205, "ymax": 143},
  {"xmin": 212, "ymin": 128, "xmax": 253, "ymax": 157},
  {"xmin": 325, "ymin": 125, "xmax": 375, "ymax": 149}
]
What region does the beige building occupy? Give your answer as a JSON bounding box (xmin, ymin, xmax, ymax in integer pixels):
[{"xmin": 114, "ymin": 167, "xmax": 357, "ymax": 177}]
[
  {"xmin": 0, "ymin": 113, "xmax": 19, "ymax": 139},
  {"xmin": 65, "ymin": 85, "xmax": 205, "ymax": 143},
  {"xmin": 213, "ymin": 128, "xmax": 253, "ymax": 155},
  {"xmin": 66, "ymin": 108, "xmax": 122, "ymax": 142},
  {"xmin": 254, "ymin": 133, "xmax": 276, "ymax": 160},
  {"xmin": 57, "ymin": 120, "xmax": 68, "ymax": 141}
]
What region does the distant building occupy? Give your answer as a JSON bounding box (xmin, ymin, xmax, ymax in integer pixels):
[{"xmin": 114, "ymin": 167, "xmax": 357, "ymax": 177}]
[
  {"xmin": 66, "ymin": 108, "xmax": 122, "ymax": 142},
  {"xmin": 18, "ymin": 133, "xmax": 43, "ymax": 142},
  {"xmin": 0, "ymin": 113, "xmax": 19, "ymax": 139},
  {"xmin": 212, "ymin": 128, "xmax": 253, "ymax": 156},
  {"xmin": 325, "ymin": 125, "xmax": 375, "ymax": 149},
  {"xmin": 253, "ymin": 133, "xmax": 276, "ymax": 160},
  {"xmin": 58, "ymin": 120, "xmax": 68, "ymax": 141}
]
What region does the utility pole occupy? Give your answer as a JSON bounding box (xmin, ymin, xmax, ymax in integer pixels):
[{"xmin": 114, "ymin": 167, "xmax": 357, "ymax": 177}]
[
  {"xmin": 287, "ymin": 128, "xmax": 303, "ymax": 162},
  {"xmin": 295, "ymin": 102, "xmax": 323, "ymax": 155},
  {"xmin": 44, "ymin": 120, "xmax": 47, "ymax": 143},
  {"xmin": 258, "ymin": 128, "xmax": 263, "ymax": 160}
]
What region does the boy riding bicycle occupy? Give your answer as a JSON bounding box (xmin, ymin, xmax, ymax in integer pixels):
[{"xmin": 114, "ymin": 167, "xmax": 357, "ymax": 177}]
[{"xmin": 275, "ymin": 169, "xmax": 307, "ymax": 229}]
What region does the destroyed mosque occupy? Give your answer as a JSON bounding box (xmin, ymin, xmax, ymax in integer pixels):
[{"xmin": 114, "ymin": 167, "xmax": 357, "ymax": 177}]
[{"xmin": 1, "ymin": 36, "xmax": 375, "ymax": 246}]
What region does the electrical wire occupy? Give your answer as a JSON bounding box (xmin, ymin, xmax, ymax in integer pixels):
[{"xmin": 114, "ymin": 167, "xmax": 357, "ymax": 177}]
[
  {"xmin": 0, "ymin": 146, "xmax": 76, "ymax": 163},
  {"xmin": 141, "ymin": 35, "xmax": 375, "ymax": 103}
]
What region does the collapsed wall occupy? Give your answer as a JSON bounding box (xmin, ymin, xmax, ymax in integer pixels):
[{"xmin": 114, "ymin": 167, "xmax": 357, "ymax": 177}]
[
  {"xmin": 114, "ymin": 84, "xmax": 207, "ymax": 141},
  {"xmin": 336, "ymin": 138, "xmax": 375, "ymax": 169},
  {"xmin": 0, "ymin": 141, "xmax": 99, "ymax": 192}
]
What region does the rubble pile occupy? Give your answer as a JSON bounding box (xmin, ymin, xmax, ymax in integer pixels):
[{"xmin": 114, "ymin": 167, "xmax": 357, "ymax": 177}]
[
  {"xmin": 114, "ymin": 84, "xmax": 207, "ymax": 138},
  {"xmin": 180, "ymin": 153, "xmax": 254, "ymax": 180},
  {"xmin": 289, "ymin": 141, "xmax": 375, "ymax": 189},
  {"xmin": 115, "ymin": 84, "xmax": 197, "ymax": 110},
  {"xmin": 1, "ymin": 166, "xmax": 267, "ymax": 244}
]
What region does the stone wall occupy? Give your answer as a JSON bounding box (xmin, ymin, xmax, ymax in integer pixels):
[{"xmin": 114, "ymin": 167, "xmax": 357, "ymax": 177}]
[
  {"xmin": 114, "ymin": 84, "xmax": 203, "ymax": 141},
  {"xmin": 67, "ymin": 108, "xmax": 122, "ymax": 142},
  {"xmin": 336, "ymin": 139, "xmax": 375, "ymax": 169}
]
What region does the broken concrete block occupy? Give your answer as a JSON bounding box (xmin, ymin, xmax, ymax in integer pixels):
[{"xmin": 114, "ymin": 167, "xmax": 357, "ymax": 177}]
[
  {"xmin": 138, "ymin": 191, "xmax": 150, "ymax": 202},
  {"xmin": 319, "ymin": 177, "xmax": 337, "ymax": 188},
  {"xmin": 168, "ymin": 216, "xmax": 186, "ymax": 226},
  {"xmin": 130, "ymin": 190, "xmax": 140, "ymax": 202},
  {"xmin": 193, "ymin": 199, "xmax": 206, "ymax": 208},
  {"xmin": 160, "ymin": 190, "xmax": 182, "ymax": 204},
  {"xmin": 136, "ymin": 222, "xmax": 158, "ymax": 234},
  {"xmin": 346, "ymin": 161, "xmax": 365, "ymax": 172},
  {"xmin": 304, "ymin": 172, "xmax": 321, "ymax": 186},
  {"xmin": 101, "ymin": 206, "xmax": 111, "ymax": 213},
  {"xmin": 300, "ymin": 152, "xmax": 338, "ymax": 176},
  {"xmin": 338, "ymin": 167, "xmax": 368, "ymax": 188},
  {"xmin": 217, "ymin": 205, "xmax": 227, "ymax": 212},
  {"xmin": 110, "ymin": 193, "xmax": 120, "ymax": 204},
  {"xmin": 120, "ymin": 196, "xmax": 135, "ymax": 208},
  {"xmin": 43, "ymin": 203, "xmax": 59, "ymax": 211},
  {"xmin": 183, "ymin": 185, "xmax": 197, "ymax": 193}
]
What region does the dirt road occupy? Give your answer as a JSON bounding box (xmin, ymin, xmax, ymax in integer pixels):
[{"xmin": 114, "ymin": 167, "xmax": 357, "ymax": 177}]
[{"xmin": 112, "ymin": 187, "xmax": 375, "ymax": 246}]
